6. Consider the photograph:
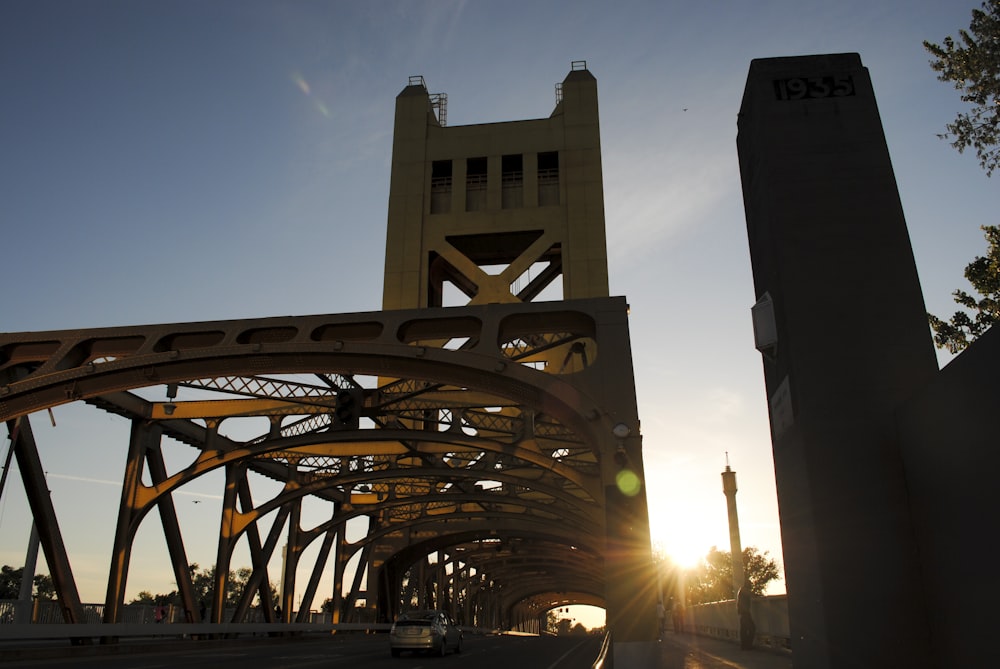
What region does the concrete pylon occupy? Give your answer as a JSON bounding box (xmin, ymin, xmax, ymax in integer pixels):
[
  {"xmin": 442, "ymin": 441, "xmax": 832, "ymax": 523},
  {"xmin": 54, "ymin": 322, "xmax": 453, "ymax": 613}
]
[
  {"xmin": 738, "ymin": 53, "xmax": 937, "ymax": 668},
  {"xmin": 721, "ymin": 456, "xmax": 744, "ymax": 598}
]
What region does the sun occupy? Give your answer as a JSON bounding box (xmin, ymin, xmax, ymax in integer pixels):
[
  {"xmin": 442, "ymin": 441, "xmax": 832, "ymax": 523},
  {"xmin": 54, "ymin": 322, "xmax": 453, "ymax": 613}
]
[
  {"xmin": 648, "ymin": 502, "xmax": 725, "ymax": 570},
  {"xmin": 656, "ymin": 540, "xmax": 708, "ymax": 570}
]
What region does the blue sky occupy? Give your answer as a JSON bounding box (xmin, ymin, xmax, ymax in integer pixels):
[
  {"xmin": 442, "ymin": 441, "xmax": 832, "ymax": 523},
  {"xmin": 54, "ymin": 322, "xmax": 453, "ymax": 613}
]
[{"xmin": 2, "ymin": 0, "xmax": 997, "ymax": 626}]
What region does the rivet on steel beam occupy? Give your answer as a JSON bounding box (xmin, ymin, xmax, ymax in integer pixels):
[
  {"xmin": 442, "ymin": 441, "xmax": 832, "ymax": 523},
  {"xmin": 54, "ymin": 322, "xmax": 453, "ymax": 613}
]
[
  {"xmin": 168, "ymin": 350, "xmax": 179, "ymax": 359},
  {"xmin": 494, "ymin": 361, "xmax": 506, "ymax": 372},
  {"xmin": 252, "ymin": 343, "xmax": 262, "ymax": 352},
  {"xmin": 333, "ymin": 340, "xmax": 344, "ymax": 351},
  {"xmin": 84, "ymin": 362, "xmax": 95, "ymax": 373},
  {"xmin": 586, "ymin": 409, "xmax": 600, "ymax": 420},
  {"xmin": 415, "ymin": 347, "xmax": 426, "ymax": 357}
]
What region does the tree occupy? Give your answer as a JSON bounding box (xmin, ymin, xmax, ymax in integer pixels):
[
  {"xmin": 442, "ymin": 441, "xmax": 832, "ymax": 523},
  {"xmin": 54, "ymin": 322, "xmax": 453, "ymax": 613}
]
[
  {"xmin": 684, "ymin": 546, "xmax": 781, "ymax": 605},
  {"xmin": 32, "ymin": 573, "xmax": 55, "ymax": 600},
  {"xmin": 923, "ymin": 1, "xmax": 1000, "ymax": 175},
  {"xmin": 545, "ymin": 610, "xmax": 559, "ymax": 634},
  {"xmin": 130, "ymin": 590, "xmax": 156, "ymax": 605},
  {"xmin": 928, "ymin": 225, "xmax": 1000, "ymax": 352},
  {"xmin": 0, "ymin": 565, "xmax": 55, "ymax": 600},
  {"xmin": 126, "ymin": 564, "xmax": 278, "ymax": 609}
]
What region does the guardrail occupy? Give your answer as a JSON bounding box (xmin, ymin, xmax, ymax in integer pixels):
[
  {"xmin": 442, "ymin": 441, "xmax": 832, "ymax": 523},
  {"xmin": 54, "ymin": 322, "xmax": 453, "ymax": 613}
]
[
  {"xmin": 0, "ymin": 621, "xmax": 393, "ymax": 642},
  {"xmin": 591, "ymin": 629, "xmax": 612, "ymax": 668},
  {"xmin": 0, "ymin": 601, "xmax": 356, "ymax": 626},
  {"xmin": 0, "ymin": 603, "xmax": 507, "ymax": 647}
]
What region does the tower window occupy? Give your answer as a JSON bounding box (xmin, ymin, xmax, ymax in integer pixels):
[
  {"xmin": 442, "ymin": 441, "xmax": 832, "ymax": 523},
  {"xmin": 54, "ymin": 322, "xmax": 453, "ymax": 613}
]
[
  {"xmin": 431, "ymin": 160, "xmax": 452, "ymax": 214},
  {"xmin": 538, "ymin": 152, "xmax": 559, "ymax": 206},
  {"xmin": 466, "ymin": 156, "xmax": 488, "ymax": 212},
  {"xmin": 502, "ymin": 154, "xmax": 523, "ymax": 209}
]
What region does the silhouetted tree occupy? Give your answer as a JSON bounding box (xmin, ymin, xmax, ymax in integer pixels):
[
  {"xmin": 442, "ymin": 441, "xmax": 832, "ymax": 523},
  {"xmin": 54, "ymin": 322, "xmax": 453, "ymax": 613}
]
[
  {"xmin": 0, "ymin": 565, "xmax": 55, "ymax": 600},
  {"xmin": 684, "ymin": 547, "xmax": 781, "ymax": 605},
  {"xmin": 545, "ymin": 610, "xmax": 558, "ymax": 634},
  {"xmin": 928, "ymin": 225, "xmax": 1000, "ymax": 352},
  {"xmin": 129, "ymin": 590, "xmax": 156, "ymax": 605},
  {"xmin": 126, "ymin": 564, "xmax": 277, "ymax": 608},
  {"xmin": 924, "ymin": 1, "xmax": 1000, "ymax": 175}
]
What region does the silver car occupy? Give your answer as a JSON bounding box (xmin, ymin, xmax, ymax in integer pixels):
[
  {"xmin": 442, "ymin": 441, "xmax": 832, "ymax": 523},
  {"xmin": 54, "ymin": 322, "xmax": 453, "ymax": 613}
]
[{"xmin": 389, "ymin": 609, "xmax": 463, "ymax": 657}]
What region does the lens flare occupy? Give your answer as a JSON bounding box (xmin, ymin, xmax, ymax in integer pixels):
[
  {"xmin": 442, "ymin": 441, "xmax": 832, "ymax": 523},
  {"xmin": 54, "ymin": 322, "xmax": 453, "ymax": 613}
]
[
  {"xmin": 616, "ymin": 469, "xmax": 642, "ymax": 497},
  {"xmin": 291, "ymin": 72, "xmax": 311, "ymax": 96}
]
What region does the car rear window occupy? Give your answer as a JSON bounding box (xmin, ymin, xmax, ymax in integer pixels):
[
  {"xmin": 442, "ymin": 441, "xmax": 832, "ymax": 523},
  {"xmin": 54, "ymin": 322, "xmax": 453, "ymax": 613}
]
[{"xmin": 397, "ymin": 612, "xmax": 437, "ymax": 625}]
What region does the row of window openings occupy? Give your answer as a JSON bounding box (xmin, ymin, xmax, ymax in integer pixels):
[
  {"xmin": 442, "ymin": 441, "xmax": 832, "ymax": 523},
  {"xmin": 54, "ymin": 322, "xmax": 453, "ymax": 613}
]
[{"xmin": 431, "ymin": 152, "xmax": 559, "ymax": 213}]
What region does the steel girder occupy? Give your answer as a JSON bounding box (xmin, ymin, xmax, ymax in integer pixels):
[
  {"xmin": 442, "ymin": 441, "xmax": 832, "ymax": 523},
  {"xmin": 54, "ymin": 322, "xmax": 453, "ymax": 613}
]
[{"xmin": 0, "ymin": 298, "xmax": 655, "ymax": 642}]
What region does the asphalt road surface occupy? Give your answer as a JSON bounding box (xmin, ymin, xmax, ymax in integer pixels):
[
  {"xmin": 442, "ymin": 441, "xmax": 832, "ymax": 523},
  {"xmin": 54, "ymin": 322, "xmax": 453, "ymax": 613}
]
[
  {"xmin": 0, "ymin": 633, "xmax": 604, "ymax": 669},
  {"xmin": 0, "ymin": 631, "xmax": 794, "ymax": 669}
]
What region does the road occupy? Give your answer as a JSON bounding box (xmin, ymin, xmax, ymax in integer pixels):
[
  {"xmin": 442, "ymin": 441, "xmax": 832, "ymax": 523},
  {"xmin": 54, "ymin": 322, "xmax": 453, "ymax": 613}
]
[
  {"xmin": 0, "ymin": 631, "xmax": 795, "ymax": 669},
  {"xmin": 0, "ymin": 633, "xmax": 604, "ymax": 669}
]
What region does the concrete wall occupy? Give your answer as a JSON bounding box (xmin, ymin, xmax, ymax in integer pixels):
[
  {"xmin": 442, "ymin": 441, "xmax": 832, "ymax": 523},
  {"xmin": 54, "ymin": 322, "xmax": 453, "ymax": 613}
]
[
  {"xmin": 896, "ymin": 326, "xmax": 1000, "ymax": 668},
  {"xmin": 680, "ymin": 595, "xmax": 791, "ymax": 654}
]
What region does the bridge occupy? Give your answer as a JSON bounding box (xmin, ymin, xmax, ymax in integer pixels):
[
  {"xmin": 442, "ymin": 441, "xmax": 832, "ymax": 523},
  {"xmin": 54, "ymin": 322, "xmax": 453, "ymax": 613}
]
[
  {"xmin": 5, "ymin": 52, "xmax": 998, "ymax": 669},
  {"xmin": 0, "ymin": 298, "xmax": 651, "ymax": 641},
  {"xmin": 0, "ymin": 63, "xmax": 660, "ymax": 667}
]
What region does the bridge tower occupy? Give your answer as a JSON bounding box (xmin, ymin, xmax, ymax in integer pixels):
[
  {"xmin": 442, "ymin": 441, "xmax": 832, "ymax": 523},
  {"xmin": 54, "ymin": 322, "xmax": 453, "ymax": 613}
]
[
  {"xmin": 380, "ymin": 62, "xmax": 658, "ymax": 665},
  {"xmin": 383, "ymin": 60, "xmax": 609, "ymax": 310}
]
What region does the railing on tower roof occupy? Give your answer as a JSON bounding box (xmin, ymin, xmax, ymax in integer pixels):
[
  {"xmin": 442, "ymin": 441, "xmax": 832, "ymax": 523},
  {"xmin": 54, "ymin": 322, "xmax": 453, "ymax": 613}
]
[
  {"xmin": 408, "ymin": 75, "xmax": 447, "ymax": 126},
  {"xmin": 429, "ymin": 93, "xmax": 447, "ymax": 126},
  {"xmin": 555, "ymin": 61, "xmax": 588, "ymax": 105}
]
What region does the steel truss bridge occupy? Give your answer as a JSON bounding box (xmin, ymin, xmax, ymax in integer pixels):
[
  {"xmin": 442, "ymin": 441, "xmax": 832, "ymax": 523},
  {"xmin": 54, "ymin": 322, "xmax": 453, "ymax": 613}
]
[{"xmin": 0, "ymin": 297, "xmax": 656, "ymax": 644}]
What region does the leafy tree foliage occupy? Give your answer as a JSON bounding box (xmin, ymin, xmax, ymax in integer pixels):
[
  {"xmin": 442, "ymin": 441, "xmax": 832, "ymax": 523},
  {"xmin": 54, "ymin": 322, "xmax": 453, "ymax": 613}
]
[
  {"xmin": 126, "ymin": 563, "xmax": 277, "ymax": 608},
  {"xmin": 0, "ymin": 565, "xmax": 55, "ymax": 600},
  {"xmin": 683, "ymin": 546, "xmax": 780, "ymax": 605},
  {"xmin": 130, "ymin": 590, "xmax": 157, "ymax": 605},
  {"xmin": 545, "ymin": 610, "xmax": 558, "ymax": 634},
  {"xmin": 928, "ymin": 225, "xmax": 1000, "ymax": 352},
  {"xmin": 924, "ymin": 1, "xmax": 1000, "ymax": 175}
]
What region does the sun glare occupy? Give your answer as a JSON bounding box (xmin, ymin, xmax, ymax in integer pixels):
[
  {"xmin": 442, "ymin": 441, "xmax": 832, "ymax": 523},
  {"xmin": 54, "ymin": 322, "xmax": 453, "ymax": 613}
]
[
  {"xmin": 658, "ymin": 541, "xmax": 708, "ymax": 569},
  {"xmin": 649, "ymin": 504, "xmax": 725, "ymax": 570}
]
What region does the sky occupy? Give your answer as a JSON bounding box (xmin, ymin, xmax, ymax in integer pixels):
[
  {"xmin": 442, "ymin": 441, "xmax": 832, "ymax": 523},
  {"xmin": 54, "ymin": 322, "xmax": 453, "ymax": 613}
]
[{"xmin": 1, "ymin": 0, "xmax": 998, "ymax": 630}]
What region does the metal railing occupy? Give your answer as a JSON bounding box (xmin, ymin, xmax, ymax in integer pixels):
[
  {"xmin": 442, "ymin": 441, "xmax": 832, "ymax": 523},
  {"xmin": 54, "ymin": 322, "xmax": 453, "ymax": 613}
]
[{"xmin": 592, "ymin": 629, "xmax": 612, "ymax": 668}]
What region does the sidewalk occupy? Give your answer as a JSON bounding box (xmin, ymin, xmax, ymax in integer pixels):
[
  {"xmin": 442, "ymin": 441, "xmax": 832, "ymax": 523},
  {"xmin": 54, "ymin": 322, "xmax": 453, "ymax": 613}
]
[{"xmin": 659, "ymin": 632, "xmax": 793, "ymax": 669}]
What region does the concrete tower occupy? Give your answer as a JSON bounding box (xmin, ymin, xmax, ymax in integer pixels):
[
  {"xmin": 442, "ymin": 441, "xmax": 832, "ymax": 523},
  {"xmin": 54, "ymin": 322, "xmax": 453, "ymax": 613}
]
[
  {"xmin": 738, "ymin": 53, "xmax": 938, "ymax": 668},
  {"xmin": 383, "ymin": 61, "xmax": 609, "ymax": 310},
  {"xmin": 721, "ymin": 456, "xmax": 744, "ymax": 597}
]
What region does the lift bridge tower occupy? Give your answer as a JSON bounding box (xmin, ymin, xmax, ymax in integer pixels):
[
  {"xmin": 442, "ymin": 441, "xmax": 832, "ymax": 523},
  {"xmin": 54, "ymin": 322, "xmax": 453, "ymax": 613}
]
[
  {"xmin": 381, "ymin": 61, "xmax": 657, "ymax": 664},
  {"xmin": 0, "ymin": 62, "xmax": 656, "ymax": 666}
]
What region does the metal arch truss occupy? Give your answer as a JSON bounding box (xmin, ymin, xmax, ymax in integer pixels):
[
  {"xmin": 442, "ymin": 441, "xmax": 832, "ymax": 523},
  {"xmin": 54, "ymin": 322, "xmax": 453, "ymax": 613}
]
[{"xmin": 0, "ymin": 298, "xmax": 655, "ymax": 640}]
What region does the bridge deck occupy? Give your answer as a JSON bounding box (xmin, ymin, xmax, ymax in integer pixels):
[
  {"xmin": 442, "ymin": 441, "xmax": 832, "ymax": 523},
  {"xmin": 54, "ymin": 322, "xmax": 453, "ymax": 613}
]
[{"xmin": 659, "ymin": 631, "xmax": 793, "ymax": 669}]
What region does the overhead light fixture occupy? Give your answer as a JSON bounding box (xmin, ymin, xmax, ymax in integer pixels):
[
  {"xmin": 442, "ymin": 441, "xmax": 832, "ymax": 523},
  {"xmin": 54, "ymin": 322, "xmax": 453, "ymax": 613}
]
[{"xmin": 163, "ymin": 383, "xmax": 178, "ymax": 416}]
